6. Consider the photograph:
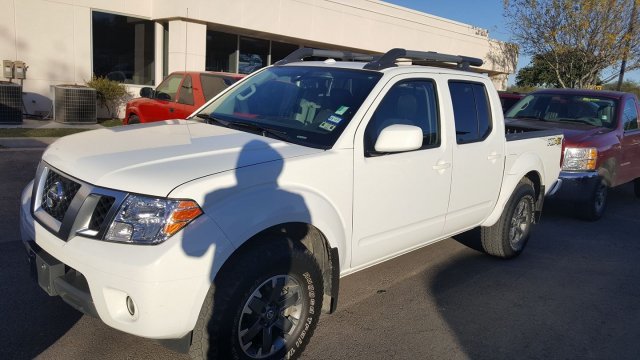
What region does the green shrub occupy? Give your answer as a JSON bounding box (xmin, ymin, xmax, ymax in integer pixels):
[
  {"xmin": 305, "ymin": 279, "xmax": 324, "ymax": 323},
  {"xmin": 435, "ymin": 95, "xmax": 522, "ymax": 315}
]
[{"xmin": 86, "ymin": 77, "xmax": 130, "ymax": 119}]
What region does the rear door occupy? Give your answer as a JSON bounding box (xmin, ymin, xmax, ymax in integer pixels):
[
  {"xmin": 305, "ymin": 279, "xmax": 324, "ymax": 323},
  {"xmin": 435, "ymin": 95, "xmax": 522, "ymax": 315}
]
[
  {"xmin": 619, "ymin": 97, "xmax": 640, "ymax": 183},
  {"xmin": 352, "ymin": 75, "xmax": 453, "ymax": 267},
  {"xmin": 442, "ymin": 79, "xmax": 505, "ymax": 235}
]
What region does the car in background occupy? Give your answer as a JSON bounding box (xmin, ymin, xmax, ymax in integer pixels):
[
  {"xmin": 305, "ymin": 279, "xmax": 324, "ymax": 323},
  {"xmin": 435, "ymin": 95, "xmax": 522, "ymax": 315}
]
[
  {"xmin": 124, "ymin": 71, "xmax": 244, "ymax": 124},
  {"xmin": 505, "ymin": 89, "xmax": 640, "ymax": 220},
  {"xmin": 498, "ymin": 91, "xmax": 525, "ymax": 114}
]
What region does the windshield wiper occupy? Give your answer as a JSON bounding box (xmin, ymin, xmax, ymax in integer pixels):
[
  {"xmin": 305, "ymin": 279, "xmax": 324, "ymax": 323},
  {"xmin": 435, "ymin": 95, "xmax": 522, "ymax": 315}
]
[
  {"xmin": 195, "ymin": 113, "xmax": 232, "ymax": 127},
  {"xmin": 513, "ymin": 115, "xmax": 543, "ymax": 121},
  {"xmin": 225, "ymin": 120, "xmax": 292, "ymax": 142},
  {"xmin": 199, "ymin": 114, "xmax": 292, "ymax": 142}
]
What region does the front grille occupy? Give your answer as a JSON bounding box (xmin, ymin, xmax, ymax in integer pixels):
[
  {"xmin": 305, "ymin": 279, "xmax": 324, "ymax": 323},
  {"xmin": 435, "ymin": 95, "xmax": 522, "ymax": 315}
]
[
  {"xmin": 88, "ymin": 196, "xmax": 115, "ymax": 231},
  {"xmin": 41, "ymin": 170, "xmax": 81, "ymax": 222}
]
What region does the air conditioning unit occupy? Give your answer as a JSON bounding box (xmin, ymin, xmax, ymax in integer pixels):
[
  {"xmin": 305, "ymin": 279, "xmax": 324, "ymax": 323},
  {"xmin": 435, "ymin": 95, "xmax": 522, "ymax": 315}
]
[
  {"xmin": 0, "ymin": 81, "xmax": 23, "ymax": 124},
  {"xmin": 53, "ymin": 85, "xmax": 97, "ymax": 124}
]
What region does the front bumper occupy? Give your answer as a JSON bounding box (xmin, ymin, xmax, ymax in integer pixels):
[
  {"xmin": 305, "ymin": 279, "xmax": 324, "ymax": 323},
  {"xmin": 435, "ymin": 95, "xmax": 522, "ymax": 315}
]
[
  {"xmin": 19, "ymin": 180, "xmax": 235, "ymax": 341},
  {"xmin": 546, "ymin": 170, "xmax": 601, "ymax": 203}
]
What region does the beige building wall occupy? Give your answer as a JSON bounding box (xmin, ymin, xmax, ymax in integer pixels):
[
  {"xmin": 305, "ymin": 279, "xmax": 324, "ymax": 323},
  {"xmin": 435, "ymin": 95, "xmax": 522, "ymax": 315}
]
[{"xmin": 0, "ymin": 0, "xmax": 514, "ymax": 116}]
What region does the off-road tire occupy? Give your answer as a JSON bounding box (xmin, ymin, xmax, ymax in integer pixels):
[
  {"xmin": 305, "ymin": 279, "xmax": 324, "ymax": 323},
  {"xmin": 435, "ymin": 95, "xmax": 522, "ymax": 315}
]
[
  {"xmin": 579, "ymin": 178, "xmax": 608, "ymax": 221},
  {"xmin": 481, "ymin": 178, "xmax": 535, "ymax": 259},
  {"xmin": 189, "ymin": 240, "xmax": 323, "ymax": 360}
]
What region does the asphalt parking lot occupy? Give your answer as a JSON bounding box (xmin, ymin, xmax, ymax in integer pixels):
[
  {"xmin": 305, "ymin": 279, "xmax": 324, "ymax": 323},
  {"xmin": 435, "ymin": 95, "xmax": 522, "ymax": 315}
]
[{"xmin": 2, "ymin": 148, "xmax": 639, "ymax": 360}]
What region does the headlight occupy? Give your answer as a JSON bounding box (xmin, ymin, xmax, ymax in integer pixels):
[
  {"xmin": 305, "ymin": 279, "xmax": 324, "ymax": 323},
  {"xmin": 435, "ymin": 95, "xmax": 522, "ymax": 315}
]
[
  {"xmin": 105, "ymin": 195, "xmax": 203, "ymax": 244},
  {"xmin": 562, "ymin": 147, "xmax": 597, "ymax": 171}
]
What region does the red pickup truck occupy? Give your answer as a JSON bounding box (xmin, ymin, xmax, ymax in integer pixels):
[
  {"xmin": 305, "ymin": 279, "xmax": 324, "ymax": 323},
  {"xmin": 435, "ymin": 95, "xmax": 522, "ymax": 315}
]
[
  {"xmin": 124, "ymin": 71, "xmax": 244, "ymax": 125},
  {"xmin": 505, "ymin": 89, "xmax": 640, "ymax": 220}
]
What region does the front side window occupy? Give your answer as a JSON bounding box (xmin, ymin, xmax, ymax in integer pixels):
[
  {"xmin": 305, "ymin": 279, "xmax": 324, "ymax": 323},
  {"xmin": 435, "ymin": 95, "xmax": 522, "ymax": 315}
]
[
  {"xmin": 92, "ymin": 11, "xmax": 155, "ymax": 85},
  {"xmin": 623, "ymin": 99, "xmax": 639, "ymax": 131},
  {"xmin": 364, "ymin": 80, "xmax": 440, "ymax": 154},
  {"xmin": 506, "ymin": 93, "xmax": 618, "ymax": 129},
  {"xmin": 154, "ymin": 74, "xmax": 184, "ymax": 102},
  {"xmin": 449, "ymin": 81, "xmax": 492, "ymax": 144},
  {"xmin": 178, "ymin": 75, "xmax": 194, "ymax": 105},
  {"xmin": 197, "ymin": 66, "xmax": 382, "ymax": 149}
]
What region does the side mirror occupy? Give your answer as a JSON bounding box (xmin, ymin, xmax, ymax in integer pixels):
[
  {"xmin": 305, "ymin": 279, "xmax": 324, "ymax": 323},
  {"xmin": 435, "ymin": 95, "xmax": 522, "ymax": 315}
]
[
  {"xmin": 374, "ymin": 124, "xmax": 423, "ymax": 153},
  {"xmin": 140, "ymin": 87, "xmax": 154, "ymax": 98}
]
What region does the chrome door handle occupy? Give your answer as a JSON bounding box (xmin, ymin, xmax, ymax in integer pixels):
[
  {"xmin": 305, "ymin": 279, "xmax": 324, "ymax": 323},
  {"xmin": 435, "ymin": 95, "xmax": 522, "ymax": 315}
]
[
  {"xmin": 487, "ymin": 153, "xmax": 502, "ymax": 160},
  {"xmin": 432, "ymin": 161, "xmax": 451, "ymax": 171}
]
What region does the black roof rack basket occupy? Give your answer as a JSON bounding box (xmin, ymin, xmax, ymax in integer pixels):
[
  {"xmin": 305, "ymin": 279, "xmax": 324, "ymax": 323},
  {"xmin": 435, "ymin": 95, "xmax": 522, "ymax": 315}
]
[
  {"xmin": 274, "ymin": 47, "xmax": 484, "ymax": 72},
  {"xmin": 363, "ymin": 48, "xmax": 483, "ymax": 71},
  {"xmin": 274, "ymin": 48, "xmax": 376, "ymax": 66}
]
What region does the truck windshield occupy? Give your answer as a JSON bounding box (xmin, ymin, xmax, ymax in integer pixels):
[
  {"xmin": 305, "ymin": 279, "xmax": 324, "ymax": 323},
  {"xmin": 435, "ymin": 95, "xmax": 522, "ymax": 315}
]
[
  {"xmin": 196, "ymin": 66, "xmax": 382, "ymax": 149},
  {"xmin": 506, "ymin": 93, "xmax": 618, "ymax": 129}
]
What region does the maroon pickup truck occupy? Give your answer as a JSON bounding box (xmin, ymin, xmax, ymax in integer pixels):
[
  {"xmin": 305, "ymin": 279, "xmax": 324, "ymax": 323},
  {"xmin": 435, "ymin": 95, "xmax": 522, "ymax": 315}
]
[{"xmin": 505, "ymin": 89, "xmax": 640, "ymax": 220}]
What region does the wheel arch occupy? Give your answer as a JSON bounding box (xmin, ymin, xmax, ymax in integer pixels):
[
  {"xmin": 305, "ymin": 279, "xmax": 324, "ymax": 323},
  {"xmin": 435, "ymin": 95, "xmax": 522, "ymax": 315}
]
[
  {"xmin": 482, "ymin": 152, "xmax": 545, "ymax": 227},
  {"xmin": 216, "ymin": 222, "xmax": 340, "ymax": 314}
]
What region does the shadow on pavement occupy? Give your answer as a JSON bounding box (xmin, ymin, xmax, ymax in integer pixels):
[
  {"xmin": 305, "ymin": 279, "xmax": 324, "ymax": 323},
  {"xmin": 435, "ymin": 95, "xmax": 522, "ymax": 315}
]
[{"xmin": 430, "ymin": 184, "xmax": 640, "ymax": 359}]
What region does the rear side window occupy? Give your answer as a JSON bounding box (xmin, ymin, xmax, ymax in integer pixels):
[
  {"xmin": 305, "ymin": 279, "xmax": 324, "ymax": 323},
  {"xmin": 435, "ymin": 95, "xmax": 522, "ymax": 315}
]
[
  {"xmin": 623, "ymin": 99, "xmax": 639, "ymax": 131},
  {"xmin": 201, "ymin": 74, "xmax": 232, "ymax": 101},
  {"xmin": 449, "ymin": 81, "xmax": 492, "ymax": 144}
]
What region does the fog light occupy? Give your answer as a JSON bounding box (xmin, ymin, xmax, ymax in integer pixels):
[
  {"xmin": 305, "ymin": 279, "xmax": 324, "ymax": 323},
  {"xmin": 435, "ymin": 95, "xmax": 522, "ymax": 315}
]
[{"xmin": 126, "ymin": 296, "xmax": 136, "ymax": 316}]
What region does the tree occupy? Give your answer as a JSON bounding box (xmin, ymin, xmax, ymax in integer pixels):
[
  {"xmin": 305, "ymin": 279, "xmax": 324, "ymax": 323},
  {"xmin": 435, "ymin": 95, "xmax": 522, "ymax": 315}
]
[
  {"xmin": 603, "ymin": 80, "xmax": 640, "ymax": 98},
  {"xmin": 516, "ymin": 49, "xmax": 601, "ymax": 87},
  {"xmin": 504, "ymin": 0, "xmax": 640, "ymax": 88}
]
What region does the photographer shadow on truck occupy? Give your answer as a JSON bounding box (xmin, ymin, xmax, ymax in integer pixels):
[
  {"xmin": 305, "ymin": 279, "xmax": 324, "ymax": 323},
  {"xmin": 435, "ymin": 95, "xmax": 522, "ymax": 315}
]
[{"xmin": 182, "ymin": 140, "xmax": 324, "ymax": 360}]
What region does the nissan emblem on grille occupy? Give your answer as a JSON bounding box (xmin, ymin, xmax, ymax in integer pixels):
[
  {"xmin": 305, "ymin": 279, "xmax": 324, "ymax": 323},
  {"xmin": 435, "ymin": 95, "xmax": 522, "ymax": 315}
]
[{"xmin": 45, "ymin": 181, "xmax": 65, "ymax": 211}]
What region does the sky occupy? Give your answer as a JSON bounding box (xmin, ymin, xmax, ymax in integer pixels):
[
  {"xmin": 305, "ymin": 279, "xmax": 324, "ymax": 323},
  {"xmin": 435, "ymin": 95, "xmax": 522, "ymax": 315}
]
[{"xmin": 385, "ymin": 0, "xmax": 640, "ymax": 85}]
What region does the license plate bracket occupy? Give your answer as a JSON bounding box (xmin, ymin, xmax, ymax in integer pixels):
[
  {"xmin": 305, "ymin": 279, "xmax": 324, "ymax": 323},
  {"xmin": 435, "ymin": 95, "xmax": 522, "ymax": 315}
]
[{"xmin": 34, "ymin": 251, "xmax": 65, "ymax": 296}]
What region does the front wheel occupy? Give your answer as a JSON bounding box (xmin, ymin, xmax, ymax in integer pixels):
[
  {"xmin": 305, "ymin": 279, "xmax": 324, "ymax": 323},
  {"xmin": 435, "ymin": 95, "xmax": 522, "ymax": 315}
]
[
  {"xmin": 189, "ymin": 241, "xmax": 323, "ymax": 360},
  {"xmin": 127, "ymin": 114, "xmax": 140, "ymax": 125},
  {"xmin": 580, "ymin": 178, "xmax": 607, "ymax": 221},
  {"xmin": 481, "ymin": 178, "xmax": 536, "ymax": 259}
]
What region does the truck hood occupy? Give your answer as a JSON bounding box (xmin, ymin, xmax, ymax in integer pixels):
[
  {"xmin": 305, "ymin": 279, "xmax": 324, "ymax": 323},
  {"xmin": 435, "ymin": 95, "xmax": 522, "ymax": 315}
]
[
  {"xmin": 42, "ymin": 120, "xmax": 324, "ymax": 196},
  {"xmin": 505, "ymin": 118, "xmax": 612, "ymax": 144}
]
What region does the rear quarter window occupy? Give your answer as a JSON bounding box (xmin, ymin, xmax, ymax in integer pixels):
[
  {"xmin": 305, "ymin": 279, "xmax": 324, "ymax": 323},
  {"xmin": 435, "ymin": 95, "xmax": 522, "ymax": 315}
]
[{"xmin": 201, "ymin": 74, "xmax": 232, "ymax": 101}]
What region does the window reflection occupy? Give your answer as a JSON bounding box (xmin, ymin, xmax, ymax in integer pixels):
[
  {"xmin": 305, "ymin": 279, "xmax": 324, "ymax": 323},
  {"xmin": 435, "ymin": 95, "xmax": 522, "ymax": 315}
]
[{"xmin": 92, "ymin": 11, "xmax": 155, "ymax": 85}]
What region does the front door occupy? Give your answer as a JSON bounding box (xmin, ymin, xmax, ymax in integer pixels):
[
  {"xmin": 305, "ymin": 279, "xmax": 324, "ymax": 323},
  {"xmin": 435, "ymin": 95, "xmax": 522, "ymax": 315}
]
[
  {"xmin": 148, "ymin": 73, "xmax": 184, "ymax": 121},
  {"xmin": 173, "ymin": 74, "xmax": 197, "ymax": 119},
  {"xmin": 619, "ymin": 97, "xmax": 640, "ymax": 184},
  {"xmin": 352, "ymin": 76, "xmax": 453, "ymax": 268}
]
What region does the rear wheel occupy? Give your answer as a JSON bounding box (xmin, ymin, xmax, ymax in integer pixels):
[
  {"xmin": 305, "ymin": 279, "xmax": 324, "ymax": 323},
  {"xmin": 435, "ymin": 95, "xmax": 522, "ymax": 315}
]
[
  {"xmin": 481, "ymin": 178, "xmax": 535, "ymax": 259},
  {"xmin": 580, "ymin": 178, "xmax": 607, "ymax": 221},
  {"xmin": 189, "ymin": 241, "xmax": 323, "ymax": 360}
]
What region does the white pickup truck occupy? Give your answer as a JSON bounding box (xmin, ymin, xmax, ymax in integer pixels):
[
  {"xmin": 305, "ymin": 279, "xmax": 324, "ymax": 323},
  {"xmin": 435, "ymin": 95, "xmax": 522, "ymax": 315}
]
[{"xmin": 20, "ymin": 48, "xmax": 563, "ymax": 360}]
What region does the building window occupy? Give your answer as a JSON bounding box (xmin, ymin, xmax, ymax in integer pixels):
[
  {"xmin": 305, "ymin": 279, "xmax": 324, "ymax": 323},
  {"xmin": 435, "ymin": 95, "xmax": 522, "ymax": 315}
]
[
  {"xmin": 92, "ymin": 11, "xmax": 155, "ymax": 85},
  {"xmin": 239, "ymin": 36, "xmax": 269, "ymax": 74},
  {"xmin": 206, "ymin": 30, "xmax": 238, "ymax": 73},
  {"xmin": 271, "ymin": 41, "xmax": 300, "ymax": 64}
]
